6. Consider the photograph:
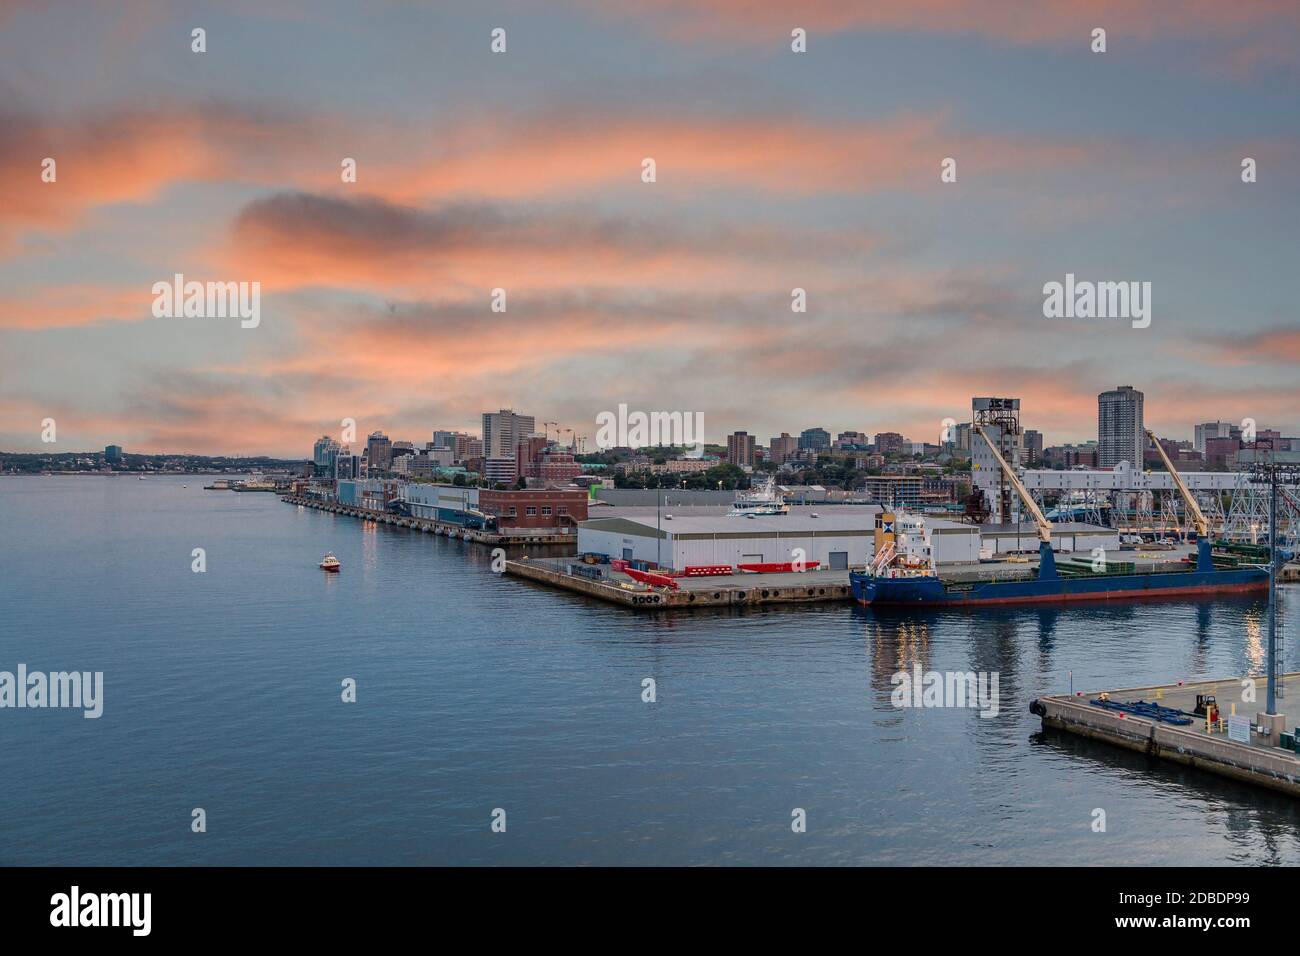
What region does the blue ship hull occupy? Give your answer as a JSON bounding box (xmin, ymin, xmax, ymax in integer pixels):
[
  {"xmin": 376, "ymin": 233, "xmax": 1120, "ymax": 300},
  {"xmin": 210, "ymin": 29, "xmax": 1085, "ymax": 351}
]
[{"xmin": 851, "ymin": 541, "xmax": 1268, "ymax": 607}]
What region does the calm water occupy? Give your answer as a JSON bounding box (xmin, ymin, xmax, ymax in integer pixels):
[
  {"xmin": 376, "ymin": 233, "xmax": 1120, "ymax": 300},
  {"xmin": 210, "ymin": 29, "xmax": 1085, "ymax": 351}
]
[{"xmin": 2, "ymin": 475, "xmax": 1299, "ymax": 866}]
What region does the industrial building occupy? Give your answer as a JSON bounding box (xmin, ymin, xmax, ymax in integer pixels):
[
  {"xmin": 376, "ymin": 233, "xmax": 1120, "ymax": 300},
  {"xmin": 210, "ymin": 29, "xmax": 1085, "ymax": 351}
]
[
  {"xmin": 578, "ymin": 513, "xmax": 877, "ymax": 570},
  {"xmin": 577, "ymin": 507, "xmax": 1119, "ymax": 571}
]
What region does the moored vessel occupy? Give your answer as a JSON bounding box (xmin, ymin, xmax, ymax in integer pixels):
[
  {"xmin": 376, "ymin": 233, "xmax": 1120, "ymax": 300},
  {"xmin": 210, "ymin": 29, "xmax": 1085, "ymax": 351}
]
[
  {"xmin": 852, "ymin": 426, "xmax": 1268, "ymax": 607},
  {"xmin": 726, "ymin": 476, "xmax": 789, "ymax": 517}
]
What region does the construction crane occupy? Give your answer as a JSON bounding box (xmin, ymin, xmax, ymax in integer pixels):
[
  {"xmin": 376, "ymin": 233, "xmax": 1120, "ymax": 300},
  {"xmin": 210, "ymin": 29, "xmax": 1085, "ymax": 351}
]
[
  {"xmin": 972, "ymin": 425, "xmax": 1053, "ymax": 543},
  {"xmin": 1144, "ymin": 429, "xmax": 1214, "ymax": 571}
]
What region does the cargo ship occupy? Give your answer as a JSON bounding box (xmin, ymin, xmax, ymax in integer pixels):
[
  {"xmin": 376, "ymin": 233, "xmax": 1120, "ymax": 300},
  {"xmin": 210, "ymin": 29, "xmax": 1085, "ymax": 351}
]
[{"xmin": 851, "ymin": 426, "xmax": 1269, "ymax": 607}]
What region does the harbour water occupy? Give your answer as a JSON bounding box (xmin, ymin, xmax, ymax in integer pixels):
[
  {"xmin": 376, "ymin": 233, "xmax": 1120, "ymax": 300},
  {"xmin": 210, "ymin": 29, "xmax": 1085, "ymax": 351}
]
[{"xmin": 2, "ymin": 475, "xmax": 1299, "ymax": 866}]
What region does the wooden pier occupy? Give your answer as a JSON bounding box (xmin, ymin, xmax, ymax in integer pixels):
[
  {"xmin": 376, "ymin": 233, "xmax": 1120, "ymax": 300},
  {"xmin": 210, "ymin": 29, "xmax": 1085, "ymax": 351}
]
[{"xmin": 281, "ymin": 495, "xmax": 579, "ymax": 549}]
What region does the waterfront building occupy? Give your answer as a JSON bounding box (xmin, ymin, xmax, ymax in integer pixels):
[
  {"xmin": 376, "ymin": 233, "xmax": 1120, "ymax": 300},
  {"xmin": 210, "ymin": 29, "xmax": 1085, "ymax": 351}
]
[
  {"xmin": 578, "ymin": 512, "xmax": 877, "ymax": 570},
  {"xmin": 477, "ymin": 488, "xmax": 588, "ymax": 530},
  {"xmin": 1097, "ymin": 385, "xmax": 1144, "ymax": 467},
  {"xmin": 104, "ymin": 444, "xmax": 123, "ymax": 464}
]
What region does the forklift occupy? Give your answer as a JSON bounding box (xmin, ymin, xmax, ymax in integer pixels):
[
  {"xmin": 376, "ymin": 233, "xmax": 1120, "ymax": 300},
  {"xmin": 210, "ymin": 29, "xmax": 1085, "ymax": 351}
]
[{"xmin": 1193, "ymin": 693, "xmax": 1219, "ymax": 724}]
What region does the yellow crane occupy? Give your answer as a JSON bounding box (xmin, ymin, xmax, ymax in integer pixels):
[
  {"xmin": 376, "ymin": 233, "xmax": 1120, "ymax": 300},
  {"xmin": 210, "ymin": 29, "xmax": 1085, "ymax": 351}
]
[
  {"xmin": 1144, "ymin": 429, "xmax": 1209, "ymax": 538},
  {"xmin": 972, "ymin": 425, "xmax": 1053, "ymax": 543},
  {"xmin": 1144, "ymin": 429, "xmax": 1215, "ymax": 571}
]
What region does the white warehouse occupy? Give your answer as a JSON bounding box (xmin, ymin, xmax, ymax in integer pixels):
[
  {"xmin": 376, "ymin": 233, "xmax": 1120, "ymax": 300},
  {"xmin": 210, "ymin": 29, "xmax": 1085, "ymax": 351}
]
[{"xmin": 578, "ymin": 514, "xmax": 877, "ymax": 570}]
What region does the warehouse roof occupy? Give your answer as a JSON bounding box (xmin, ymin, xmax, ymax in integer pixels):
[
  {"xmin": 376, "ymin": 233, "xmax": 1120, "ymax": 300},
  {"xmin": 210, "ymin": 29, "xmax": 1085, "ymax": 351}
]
[{"xmin": 581, "ymin": 513, "xmax": 877, "ymax": 539}]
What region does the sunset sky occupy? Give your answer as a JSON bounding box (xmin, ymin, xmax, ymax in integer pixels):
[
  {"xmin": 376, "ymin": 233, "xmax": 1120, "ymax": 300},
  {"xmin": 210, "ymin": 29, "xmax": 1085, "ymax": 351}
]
[{"xmin": 1, "ymin": 0, "xmax": 1297, "ymax": 457}]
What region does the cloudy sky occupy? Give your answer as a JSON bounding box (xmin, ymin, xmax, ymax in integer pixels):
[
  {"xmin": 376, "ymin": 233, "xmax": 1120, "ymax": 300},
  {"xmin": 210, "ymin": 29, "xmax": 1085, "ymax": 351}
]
[{"xmin": 1, "ymin": 0, "xmax": 1297, "ymax": 457}]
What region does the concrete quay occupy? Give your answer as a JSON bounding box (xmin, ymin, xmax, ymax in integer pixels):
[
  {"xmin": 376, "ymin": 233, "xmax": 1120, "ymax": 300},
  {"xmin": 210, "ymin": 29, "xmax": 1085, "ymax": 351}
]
[
  {"xmin": 1032, "ymin": 673, "xmax": 1300, "ymax": 797},
  {"xmin": 281, "ymin": 495, "xmax": 579, "ymax": 549},
  {"xmin": 504, "ymin": 556, "xmax": 853, "ymax": 609}
]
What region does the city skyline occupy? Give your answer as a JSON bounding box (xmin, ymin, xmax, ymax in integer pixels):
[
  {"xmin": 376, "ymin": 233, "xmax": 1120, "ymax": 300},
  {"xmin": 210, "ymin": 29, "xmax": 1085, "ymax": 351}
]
[{"xmin": 2, "ymin": 2, "xmax": 1298, "ymax": 456}]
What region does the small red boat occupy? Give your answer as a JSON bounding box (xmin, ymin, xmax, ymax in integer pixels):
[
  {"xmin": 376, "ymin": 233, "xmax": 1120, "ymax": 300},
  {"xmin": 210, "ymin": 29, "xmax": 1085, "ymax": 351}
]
[{"xmin": 319, "ymin": 552, "xmax": 341, "ymax": 572}]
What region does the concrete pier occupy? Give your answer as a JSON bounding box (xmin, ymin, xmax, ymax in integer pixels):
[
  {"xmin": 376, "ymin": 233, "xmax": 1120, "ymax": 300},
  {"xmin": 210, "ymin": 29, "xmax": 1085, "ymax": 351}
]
[
  {"xmin": 504, "ymin": 556, "xmax": 853, "ymax": 609},
  {"xmin": 1033, "ymin": 673, "xmax": 1300, "ymax": 797},
  {"xmin": 281, "ymin": 495, "xmax": 579, "ymax": 549}
]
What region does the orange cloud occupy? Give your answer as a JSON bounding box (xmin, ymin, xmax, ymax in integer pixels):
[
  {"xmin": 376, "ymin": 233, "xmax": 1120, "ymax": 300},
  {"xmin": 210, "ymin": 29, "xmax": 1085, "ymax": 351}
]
[
  {"xmin": 345, "ymin": 112, "xmax": 1097, "ymax": 204},
  {"xmin": 0, "ymin": 284, "xmax": 154, "ymax": 329},
  {"xmin": 0, "ymin": 104, "xmax": 334, "ymax": 245},
  {"xmin": 214, "ymin": 191, "xmax": 880, "ymax": 298}
]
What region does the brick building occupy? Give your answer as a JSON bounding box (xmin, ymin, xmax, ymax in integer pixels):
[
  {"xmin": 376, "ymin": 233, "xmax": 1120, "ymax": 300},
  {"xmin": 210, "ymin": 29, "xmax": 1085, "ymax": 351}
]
[{"xmin": 477, "ymin": 488, "xmax": 589, "ymax": 530}]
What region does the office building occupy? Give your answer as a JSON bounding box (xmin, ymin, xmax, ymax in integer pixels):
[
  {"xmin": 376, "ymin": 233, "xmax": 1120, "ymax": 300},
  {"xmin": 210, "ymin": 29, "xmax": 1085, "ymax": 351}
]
[
  {"xmin": 799, "ymin": 427, "xmax": 831, "ymax": 452},
  {"xmin": 1194, "ymin": 421, "xmax": 1233, "ymax": 455},
  {"xmin": 727, "ymin": 431, "xmax": 756, "ymax": 467},
  {"xmin": 482, "ymin": 409, "xmax": 536, "ymax": 459},
  {"xmin": 366, "ymin": 431, "xmax": 392, "ymax": 473}
]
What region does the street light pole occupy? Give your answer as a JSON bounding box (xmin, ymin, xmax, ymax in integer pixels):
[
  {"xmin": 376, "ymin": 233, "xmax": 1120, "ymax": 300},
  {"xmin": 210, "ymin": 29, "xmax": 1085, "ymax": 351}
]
[{"xmin": 1268, "ymin": 463, "xmax": 1281, "ymax": 711}]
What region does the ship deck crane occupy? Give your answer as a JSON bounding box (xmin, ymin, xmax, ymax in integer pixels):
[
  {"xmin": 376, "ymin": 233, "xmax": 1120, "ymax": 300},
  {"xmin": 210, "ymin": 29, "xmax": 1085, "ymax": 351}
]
[
  {"xmin": 1144, "ymin": 429, "xmax": 1215, "ymax": 571},
  {"xmin": 972, "ymin": 425, "xmax": 1059, "ymax": 578},
  {"xmin": 972, "ymin": 426, "xmax": 1052, "ymax": 542}
]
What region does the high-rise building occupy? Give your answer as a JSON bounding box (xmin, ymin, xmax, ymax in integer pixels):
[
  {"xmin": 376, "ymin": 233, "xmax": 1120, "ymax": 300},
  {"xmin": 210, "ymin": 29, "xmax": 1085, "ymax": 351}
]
[
  {"xmin": 1098, "ymin": 386, "xmax": 1144, "ymax": 467},
  {"xmin": 1194, "ymin": 421, "xmax": 1233, "ymax": 454},
  {"xmin": 104, "ymin": 444, "xmax": 123, "ymax": 464},
  {"xmin": 798, "ymin": 427, "xmax": 830, "ymax": 452},
  {"xmin": 726, "ymin": 431, "xmax": 755, "ymax": 467},
  {"xmin": 457, "ymin": 436, "xmax": 484, "ymax": 461},
  {"xmin": 366, "ymin": 431, "xmax": 392, "ymax": 473},
  {"xmin": 431, "ymin": 430, "xmax": 457, "ymax": 450},
  {"xmin": 769, "ymin": 433, "xmax": 798, "ymax": 465},
  {"xmin": 482, "ymin": 409, "xmax": 536, "ymax": 459},
  {"xmin": 1023, "ymin": 429, "xmax": 1043, "ymax": 465},
  {"xmin": 313, "ymin": 435, "xmax": 340, "ymax": 475},
  {"xmin": 334, "ymin": 450, "xmax": 359, "ymax": 479}
]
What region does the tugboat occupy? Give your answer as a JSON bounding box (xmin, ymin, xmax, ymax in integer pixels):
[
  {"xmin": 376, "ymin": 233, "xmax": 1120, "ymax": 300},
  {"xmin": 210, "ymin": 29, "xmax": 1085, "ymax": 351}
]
[{"xmin": 319, "ymin": 552, "xmax": 341, "ymax": 572}]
